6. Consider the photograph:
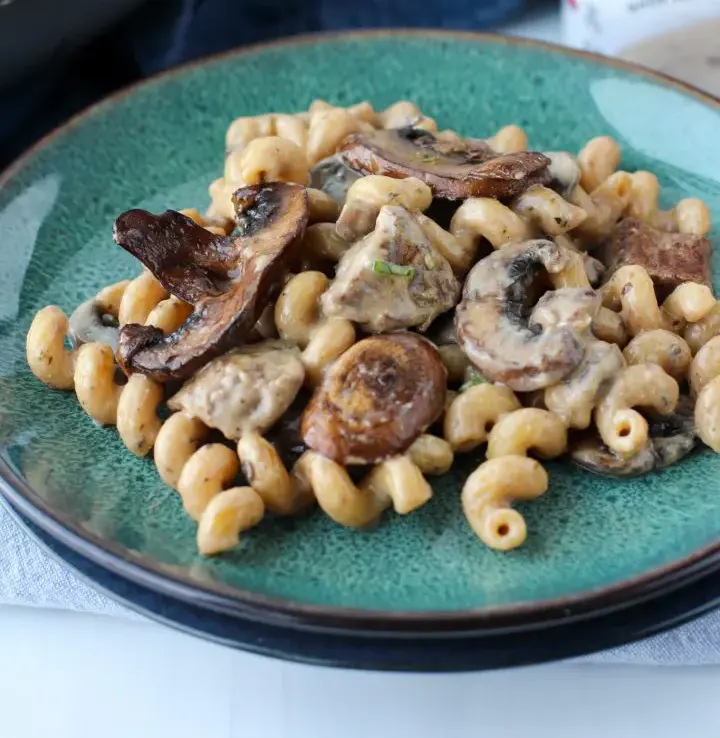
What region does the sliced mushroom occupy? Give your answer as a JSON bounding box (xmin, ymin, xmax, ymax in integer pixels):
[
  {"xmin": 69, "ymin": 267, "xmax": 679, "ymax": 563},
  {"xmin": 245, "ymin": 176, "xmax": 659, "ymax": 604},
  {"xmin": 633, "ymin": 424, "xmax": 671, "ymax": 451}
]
[
  {"xmin": 571, "ymin": 396, "xmax": 696, "ymax": 476},
  {"xmin": 309, "ymin": 154, "xmax": 363, "ymax": 205},
  {"xmin": 69, "ymin": 297, "xmax": 121, "ymax": 351},
  {"xmin": 301, "ymin": 332, "xmax": 447, "ymax": 464},
  {"xmin": 340, "ymin": 127, "xmax": 551, "ymax": 200},
  {"xmin": 321, "ymin": 205, "xmax": 461, "ymax": 333},
  {"xmin": 168, "ymin": 340, "xmax": 304, "ymax": 441},
  {"xmin": 651, "ymin": 397, "xmax": 697, "ymax": 467},
  {"xmin": 114, "ymin": 182, "xmax": 308, "ymax": 381},
  {"xmin": 571, "ymin": 436, "xmax": 656, "ymax": 476},
  {"xmin": 455, "ymin": 239, "xmax": 588, "ymax": 391}
]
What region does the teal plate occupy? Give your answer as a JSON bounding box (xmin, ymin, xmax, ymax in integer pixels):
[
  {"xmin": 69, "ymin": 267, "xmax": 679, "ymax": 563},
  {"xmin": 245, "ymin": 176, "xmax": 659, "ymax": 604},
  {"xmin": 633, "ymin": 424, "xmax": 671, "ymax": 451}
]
[
  {"xmin": 6, "ymin": 495, "xmax": 720, "ymax": 670},
  {"xmin": 2, "ymin": 31, "xmax": 720, "ymax": 637}
]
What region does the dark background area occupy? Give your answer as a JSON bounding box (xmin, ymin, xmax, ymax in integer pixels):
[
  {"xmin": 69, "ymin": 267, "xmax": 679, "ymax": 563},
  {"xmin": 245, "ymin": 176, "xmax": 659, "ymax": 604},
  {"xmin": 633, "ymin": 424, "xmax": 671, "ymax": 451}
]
[{"xmin": 0, "ymin": 0, "xmax": 548, "ymax": 169}]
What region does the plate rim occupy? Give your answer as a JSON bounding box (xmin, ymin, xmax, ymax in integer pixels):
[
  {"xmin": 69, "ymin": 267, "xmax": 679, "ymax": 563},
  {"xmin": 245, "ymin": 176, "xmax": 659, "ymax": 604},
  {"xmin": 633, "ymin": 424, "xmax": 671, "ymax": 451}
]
[
  {"xmin": 3, "ymin": 455, "xmax": 720, "ymax": 634},
  {"xmin": 6, "ymin": 493, "xmax": 720, "ymax": 671},
  {"xmin": 1, "ymin": 28, "xmax": 719, "ymax": 194},
  {"xmin": 3, "ymin": 29, "xmax": 720, "ymax": 636}
]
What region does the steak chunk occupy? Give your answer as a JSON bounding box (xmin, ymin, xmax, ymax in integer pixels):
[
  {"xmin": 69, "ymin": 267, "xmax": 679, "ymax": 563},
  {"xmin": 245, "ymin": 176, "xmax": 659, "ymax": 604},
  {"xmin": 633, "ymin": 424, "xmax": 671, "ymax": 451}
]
[{"xmin": 604, "ymin": 218, "xmax": 712, "ymax": 299}]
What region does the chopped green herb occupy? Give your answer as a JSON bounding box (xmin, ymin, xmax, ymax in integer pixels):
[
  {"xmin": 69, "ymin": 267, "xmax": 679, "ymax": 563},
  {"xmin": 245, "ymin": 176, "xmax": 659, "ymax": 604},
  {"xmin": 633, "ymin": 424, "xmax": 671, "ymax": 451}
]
[
  {"xmin": 459, "ymin": 367, "xmax": 487, "ymax": 392},
  {"xmin": 371, "ymin": 260, "xmax": 416, "ymax": 279},
  {"xmin": 416, "ymin": 151, "xmax": 438, "ymax": 163}
]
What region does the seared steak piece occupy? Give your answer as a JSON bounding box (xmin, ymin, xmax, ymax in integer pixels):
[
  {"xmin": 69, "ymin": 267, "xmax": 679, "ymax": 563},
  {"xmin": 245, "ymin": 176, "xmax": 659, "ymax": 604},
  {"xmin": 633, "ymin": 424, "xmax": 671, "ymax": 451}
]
[{"xmin": 604, "ymin": 218, "xmax": 712, "ymax": 299}]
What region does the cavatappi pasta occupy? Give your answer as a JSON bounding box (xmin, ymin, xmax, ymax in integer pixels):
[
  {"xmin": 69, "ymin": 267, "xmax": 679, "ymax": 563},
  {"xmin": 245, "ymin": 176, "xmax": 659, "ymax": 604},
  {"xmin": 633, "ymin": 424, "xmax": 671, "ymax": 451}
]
[{"xmin": 26, "ymin": 99, "xmax": 717, "ymax": 556}]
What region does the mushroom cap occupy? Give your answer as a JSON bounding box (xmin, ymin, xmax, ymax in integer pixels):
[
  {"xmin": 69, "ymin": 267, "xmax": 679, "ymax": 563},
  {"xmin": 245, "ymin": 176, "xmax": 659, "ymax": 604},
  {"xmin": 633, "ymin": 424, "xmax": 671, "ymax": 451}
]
[
  {"xmin": 114, "ymin": 182, "xmax": 308, "ymax": 382},
  {"xmin": 301, "ymin": 332, "xmax": 447, "ymax": 464},
  {"xmin": 340, "ymin": 127, "xmax": 551, "ymax": 200},
  {"xmin": 455, "ymin": 239, "xmax": 587, "ymax": 391}
]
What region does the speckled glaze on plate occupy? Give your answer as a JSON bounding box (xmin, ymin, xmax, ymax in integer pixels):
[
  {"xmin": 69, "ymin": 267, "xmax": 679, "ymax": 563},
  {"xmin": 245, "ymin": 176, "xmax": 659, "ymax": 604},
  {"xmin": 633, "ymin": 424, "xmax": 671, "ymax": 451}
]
[
  {"xmin": 6, "ymin": 495, "xmax": 720, "ymax": 671},
  {"xmin": 2, "ymin": 31, "xmax": 720, "ymax": 636}
]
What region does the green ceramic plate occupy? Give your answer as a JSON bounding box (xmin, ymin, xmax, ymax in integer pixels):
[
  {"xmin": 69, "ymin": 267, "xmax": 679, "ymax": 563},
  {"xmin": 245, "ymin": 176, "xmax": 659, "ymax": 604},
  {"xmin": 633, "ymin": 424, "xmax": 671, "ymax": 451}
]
[{"xmin": 2, "ymin": 32, "xmax": 720, "ymax": 635}]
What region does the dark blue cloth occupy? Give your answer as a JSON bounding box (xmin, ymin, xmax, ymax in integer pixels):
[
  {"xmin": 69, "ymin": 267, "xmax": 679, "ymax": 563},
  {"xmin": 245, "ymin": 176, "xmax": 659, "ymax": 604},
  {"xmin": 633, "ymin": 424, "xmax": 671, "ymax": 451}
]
[{"xmin": 0, "ymin": 0, "xmax": 527, "ymax": 169}]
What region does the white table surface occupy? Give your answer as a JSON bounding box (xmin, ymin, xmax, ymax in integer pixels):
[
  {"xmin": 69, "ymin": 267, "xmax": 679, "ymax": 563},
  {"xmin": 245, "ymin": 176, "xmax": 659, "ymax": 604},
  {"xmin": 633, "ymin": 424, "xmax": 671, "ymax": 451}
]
[
  {"xmin": 3, "ymin": 606, "xmax": 720, "ymax": 738},
  {"xmin": 5, "ymin": 7, "xmax": 720, "ymax": 737}
]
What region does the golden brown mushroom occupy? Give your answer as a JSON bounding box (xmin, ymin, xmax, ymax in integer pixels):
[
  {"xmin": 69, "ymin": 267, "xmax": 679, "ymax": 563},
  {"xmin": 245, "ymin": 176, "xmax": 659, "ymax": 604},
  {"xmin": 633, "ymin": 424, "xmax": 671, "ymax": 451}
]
[
  {"xmin": 301, "ymin": 332, "xmax": 447, "ymax": 464},
  {"xmin": 339, "ymin": 127, "xmax": 551, "ymax": 200},
  {"xmin": 114, "ymin": 183, "xmax": 308, "ymax": 381}
]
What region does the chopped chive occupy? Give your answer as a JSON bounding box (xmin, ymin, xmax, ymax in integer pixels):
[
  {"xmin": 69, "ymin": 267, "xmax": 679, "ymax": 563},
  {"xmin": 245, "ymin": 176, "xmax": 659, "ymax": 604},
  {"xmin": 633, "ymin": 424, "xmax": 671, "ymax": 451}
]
[
  {"xmin": 459, "ymin": 367, "xmax": 487, "ymax": 392},
  {"xmin": 371, "ymin": 260, "xmax": 416, "ymax": 279}
]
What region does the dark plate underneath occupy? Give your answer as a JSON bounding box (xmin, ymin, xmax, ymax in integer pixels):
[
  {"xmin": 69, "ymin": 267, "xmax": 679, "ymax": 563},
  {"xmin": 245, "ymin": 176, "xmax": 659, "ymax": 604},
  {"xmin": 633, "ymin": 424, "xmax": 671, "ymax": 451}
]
[{"xmin": 6, "ymin": 497, "xmax": 720, "ymax": 672}]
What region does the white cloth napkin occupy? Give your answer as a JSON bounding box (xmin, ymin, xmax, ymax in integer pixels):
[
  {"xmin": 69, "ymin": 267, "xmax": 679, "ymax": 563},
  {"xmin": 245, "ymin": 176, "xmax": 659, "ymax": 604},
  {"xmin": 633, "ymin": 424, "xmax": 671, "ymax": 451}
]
[{"xmin": 3, "ymin": 501, "xmax": 720, "ymax": 664}]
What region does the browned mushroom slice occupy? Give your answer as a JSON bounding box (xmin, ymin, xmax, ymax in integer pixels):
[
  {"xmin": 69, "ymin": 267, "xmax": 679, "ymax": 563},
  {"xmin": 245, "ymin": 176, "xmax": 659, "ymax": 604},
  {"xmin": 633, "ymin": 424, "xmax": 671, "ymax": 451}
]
[
  {"xmin": 455, "ymin": 239, "xmax": 588, "ymax": 392},
  {"xmin": 301, "ymin": 333, "xmax": 447, "ymax": 464},
  {"xmin": 114, "ymin": 182, "xmax": 308, "ymax": 381},
  {"xmin": 340, "ymin": 127, "xmax": 551, "ymax": 200}
]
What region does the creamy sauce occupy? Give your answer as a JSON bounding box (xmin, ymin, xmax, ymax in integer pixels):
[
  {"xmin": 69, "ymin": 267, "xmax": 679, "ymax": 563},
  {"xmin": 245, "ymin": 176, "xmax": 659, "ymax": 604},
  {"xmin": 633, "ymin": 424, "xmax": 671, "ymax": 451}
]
[
  {"xmin": 545, "ymin": 339, "xmax": 625, "ymax": 429},
  {"xmin": 168, "ymin": 340, "xmax": 304, "ymax": 439},
  {"xmin": 322, "ymin": 206, "xmax": 459, "ymax": 332}
]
